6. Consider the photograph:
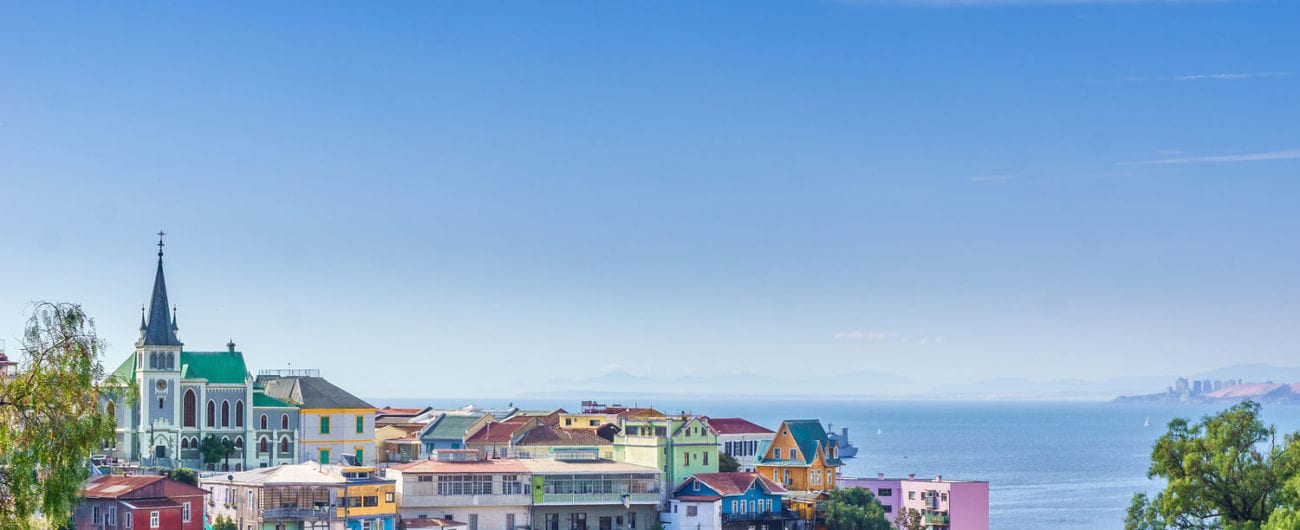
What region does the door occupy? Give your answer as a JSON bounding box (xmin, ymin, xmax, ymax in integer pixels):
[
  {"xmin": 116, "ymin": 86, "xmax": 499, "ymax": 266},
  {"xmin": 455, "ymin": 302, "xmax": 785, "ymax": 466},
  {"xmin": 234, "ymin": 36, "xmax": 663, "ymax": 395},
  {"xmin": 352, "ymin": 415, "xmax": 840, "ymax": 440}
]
[{"xmin": 600, "ymin": 517, "xmax": 612, "ymax": 530}]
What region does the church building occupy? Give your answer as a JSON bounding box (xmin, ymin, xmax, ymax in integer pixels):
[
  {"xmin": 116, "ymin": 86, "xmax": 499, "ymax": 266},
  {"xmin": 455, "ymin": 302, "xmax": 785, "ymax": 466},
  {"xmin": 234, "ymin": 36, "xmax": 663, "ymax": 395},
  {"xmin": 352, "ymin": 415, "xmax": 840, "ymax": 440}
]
[{"xmin": 104, "ymin": 236, "xmax": 300, "ymax": 471}]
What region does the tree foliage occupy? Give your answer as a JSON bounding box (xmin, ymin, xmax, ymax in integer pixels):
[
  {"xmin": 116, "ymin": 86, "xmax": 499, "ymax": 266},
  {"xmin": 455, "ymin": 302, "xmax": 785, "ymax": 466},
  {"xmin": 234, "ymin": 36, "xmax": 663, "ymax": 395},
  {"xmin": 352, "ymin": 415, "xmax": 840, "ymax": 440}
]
[
  {"xmin": 0, "ymin": 302, "xmax": 119, "ymax": 529},
  {"xmin": 167, "ymin": 467, "xmax": 198, "ymax": 487},
  {"xmin": 895, "ymin": 507, "xmax": 924, "ymax": 530},
  {"xmin": 199, "ymin": 435, "xmax": 236, "ymax": 468},
  {"xmin": 213, "ymin": 514, "xmax": 238, "ymax": 530},
  {"xmin": 1127, "ymin": 401, "xmax": 1300, "ymax": 530},
  {"xmin": 822, "ymin": 487, "xmax": 891, "ymax": 530},
  {"xmin": 718, "ymin": 452, "xmax": 741, "ymax": 473}
]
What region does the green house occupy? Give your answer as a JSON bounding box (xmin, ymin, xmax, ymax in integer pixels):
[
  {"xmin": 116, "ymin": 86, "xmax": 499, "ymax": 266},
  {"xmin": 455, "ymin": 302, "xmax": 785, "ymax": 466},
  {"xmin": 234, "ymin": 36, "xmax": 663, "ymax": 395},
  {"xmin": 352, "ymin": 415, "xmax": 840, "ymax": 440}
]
[{"xmin": 614, "ymin": 415, "xmax": 719, "ymax": 489}]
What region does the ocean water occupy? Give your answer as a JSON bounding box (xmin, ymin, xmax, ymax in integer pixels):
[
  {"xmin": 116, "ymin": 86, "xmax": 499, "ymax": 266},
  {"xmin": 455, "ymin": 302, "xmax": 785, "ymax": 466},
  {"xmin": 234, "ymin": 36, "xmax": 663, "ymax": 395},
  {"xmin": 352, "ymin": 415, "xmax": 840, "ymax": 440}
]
[{"xmin": 371, "ymin": 398, "xmax": 1300, "ymax": 530}]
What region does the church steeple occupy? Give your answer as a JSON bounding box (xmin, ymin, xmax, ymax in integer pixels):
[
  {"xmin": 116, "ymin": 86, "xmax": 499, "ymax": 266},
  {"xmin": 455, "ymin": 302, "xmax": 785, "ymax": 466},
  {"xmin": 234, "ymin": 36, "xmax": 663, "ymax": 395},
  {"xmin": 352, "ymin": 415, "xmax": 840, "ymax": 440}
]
[{"xmin": 141, "ymin": 231, "xmax": 183, "ymax": 347}]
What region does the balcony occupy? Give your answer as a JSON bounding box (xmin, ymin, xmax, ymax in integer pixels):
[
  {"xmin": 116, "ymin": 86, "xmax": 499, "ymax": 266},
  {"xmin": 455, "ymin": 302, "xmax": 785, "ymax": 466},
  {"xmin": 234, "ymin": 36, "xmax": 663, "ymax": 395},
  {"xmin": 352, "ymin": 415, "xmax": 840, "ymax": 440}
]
[
  {"xmin": 538, "ymin": 492, "xmax": 661, "ymax": 505},
  {"xmin": 922, "ymin": 513, "xmax": 949, "ymax": 526},
  {"xmin": 722, "ymin": 510, "xmax": 799, "ymax": 523},
  {"xmin": 400, "ymin": 493, "xmax": 532, "ymax": 507},
  {"xmin": 263, "ymin": 507, "xmax": 333, "ymax": 520}
]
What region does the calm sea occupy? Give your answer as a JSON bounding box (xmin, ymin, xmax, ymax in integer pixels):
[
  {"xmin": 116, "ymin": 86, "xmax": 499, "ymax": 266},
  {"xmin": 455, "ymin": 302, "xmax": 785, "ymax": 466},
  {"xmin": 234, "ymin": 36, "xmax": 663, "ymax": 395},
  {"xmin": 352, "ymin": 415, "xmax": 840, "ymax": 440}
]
[{"xmin": 370, "ymin": 397, "xmax": 1300, "ymax": 530}]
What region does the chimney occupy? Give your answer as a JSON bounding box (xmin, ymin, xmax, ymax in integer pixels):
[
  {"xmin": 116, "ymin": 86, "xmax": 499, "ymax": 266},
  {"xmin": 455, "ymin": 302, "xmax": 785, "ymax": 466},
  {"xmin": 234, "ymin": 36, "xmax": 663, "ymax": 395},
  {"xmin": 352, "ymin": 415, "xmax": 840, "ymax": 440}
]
[
  {"xmin": 934, "ymin": 475, "xmax": 942, "ymax": 482},
  {"xmin": 877, "ymin": 473, "xmax": 885, "ymax": 480},
  {"xmin": 908, "ymin": 473, "xmax": 915, "ymax": 480}
]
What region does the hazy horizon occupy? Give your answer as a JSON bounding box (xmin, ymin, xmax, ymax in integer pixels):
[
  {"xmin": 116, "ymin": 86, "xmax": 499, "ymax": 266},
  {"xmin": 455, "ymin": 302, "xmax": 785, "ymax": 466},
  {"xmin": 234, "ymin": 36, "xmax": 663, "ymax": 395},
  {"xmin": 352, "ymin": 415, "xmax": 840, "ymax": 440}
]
[{"xmin": 3, "ymin": 1, "xmax": 1298, "ymax": 398}]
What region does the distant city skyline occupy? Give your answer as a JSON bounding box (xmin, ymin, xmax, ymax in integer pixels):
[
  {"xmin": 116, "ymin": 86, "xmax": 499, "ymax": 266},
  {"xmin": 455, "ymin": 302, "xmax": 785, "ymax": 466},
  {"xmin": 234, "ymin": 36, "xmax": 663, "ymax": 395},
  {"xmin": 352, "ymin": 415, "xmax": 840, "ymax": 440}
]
[{"xmin": 2, "ymin": 1, "xmax": 1298, "ymax": 397}]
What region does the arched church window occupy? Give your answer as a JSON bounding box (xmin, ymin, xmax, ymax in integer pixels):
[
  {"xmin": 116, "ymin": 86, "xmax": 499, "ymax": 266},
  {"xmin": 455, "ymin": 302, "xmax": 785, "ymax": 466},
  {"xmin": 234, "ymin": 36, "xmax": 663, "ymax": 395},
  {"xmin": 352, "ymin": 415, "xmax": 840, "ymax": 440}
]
[
  {"xmin": 207, "ymin": 400, "xmax": 216, "ymax": 427},
  {"xmin": 221, "ymin": 400, "xmax": 230, "ymax": 427},
  {"xmin": 183, "ymin": 389, "xmax": 197, "ymax": 427},
  {"xmin": 279, "ymin": 437, "xmax": 290, "ymax": 454},
  {"xmin": 259, "ymin": 437, "xmax": 268, "ymax": 453},
  {"xmin": 281, "ymin": 414, "xmax": 289, "ymax": 429},
  {"xmin": 235, "ymin": 400, "xmax": 244, "ymax": 427},
  {"xmin": 260, "ymin": 414, "xmax": 268, "ymax": 429}
]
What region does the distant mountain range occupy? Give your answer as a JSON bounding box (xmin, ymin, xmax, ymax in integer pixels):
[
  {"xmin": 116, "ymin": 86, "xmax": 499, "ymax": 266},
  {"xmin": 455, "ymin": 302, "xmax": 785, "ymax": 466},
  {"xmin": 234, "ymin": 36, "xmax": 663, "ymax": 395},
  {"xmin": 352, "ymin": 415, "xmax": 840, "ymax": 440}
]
[{"xmin": 518, "ymin": 363, "xmax": 1300, "ymax": 402}]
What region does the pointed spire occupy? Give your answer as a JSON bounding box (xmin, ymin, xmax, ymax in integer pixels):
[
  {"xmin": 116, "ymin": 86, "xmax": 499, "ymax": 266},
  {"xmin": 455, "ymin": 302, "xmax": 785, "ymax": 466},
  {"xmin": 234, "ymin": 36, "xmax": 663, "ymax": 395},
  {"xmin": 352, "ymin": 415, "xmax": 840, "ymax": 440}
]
[
  {"xmin": 141, "ymin": 232, "xmax": 183, "ymax": 347},
  {"xmin": 171, "ymin": 306, "xmax": 179, "ymax": 332}
]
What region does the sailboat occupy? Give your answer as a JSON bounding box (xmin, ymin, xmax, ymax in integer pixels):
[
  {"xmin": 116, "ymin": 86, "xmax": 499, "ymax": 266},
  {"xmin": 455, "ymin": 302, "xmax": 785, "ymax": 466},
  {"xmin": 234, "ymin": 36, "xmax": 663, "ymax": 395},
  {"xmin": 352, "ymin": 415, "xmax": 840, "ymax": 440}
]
[
  {"xmin": 1144, "ymin": 417, "xmax": 1150, "ymax": 428},
  {"xmin": 876, "ymin": 428, "xmax": 882, "ymax": 436}
]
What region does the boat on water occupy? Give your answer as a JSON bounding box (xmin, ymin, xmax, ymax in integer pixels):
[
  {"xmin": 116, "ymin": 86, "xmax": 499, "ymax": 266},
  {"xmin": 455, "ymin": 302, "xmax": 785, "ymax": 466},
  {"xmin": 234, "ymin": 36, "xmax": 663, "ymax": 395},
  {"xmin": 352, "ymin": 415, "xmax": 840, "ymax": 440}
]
[
  {"xmin": 1144, "ymin": 417, "xmax": 1150, "ymax": 427},
  {"xmin": 826, "ymin": 423, "xmax": 859, "ymax": 458}
]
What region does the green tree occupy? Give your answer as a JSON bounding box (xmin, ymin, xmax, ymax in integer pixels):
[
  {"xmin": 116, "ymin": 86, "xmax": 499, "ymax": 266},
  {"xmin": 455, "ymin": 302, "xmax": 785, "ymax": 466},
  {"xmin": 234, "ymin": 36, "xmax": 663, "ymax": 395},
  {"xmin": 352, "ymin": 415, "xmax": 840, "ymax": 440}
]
[
  {"xmin": 718, "ymin": 452, "xmax": 741, "ymax": 473},
  {"xmin": 0, "ymin": 302, "xmax": 118, "ymax": 529},
  {"xmin": 1127, "ymin": 401, "xmax": 1300, "ymax": 530},
  {"xmin": 895, "ymin": 507, "xmax": 924, "ymax": 530},
  {"xmin": 167, "ymin": 467, "xmax": 198, "ymax": 487},
  {"xmin": 200, "ymin": 435, "xmax": 236, "ymax": 470},
  {"xmin": 213, "ymin": 514, "xmax": 238, "ymax": 530},
  {"xmin": 821, "ymin": 487, "xmax": 891, "ymax": 530}
]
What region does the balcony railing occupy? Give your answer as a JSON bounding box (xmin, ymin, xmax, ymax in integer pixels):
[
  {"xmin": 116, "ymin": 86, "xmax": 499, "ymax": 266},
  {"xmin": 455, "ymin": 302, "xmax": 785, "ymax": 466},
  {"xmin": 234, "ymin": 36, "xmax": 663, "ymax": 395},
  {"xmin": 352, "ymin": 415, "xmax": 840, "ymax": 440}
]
[
  {"xmin": 263, "ymin": 507, "xmax": 332, "ymax": 520},
  {"xmin": 722, "ymin": 510, "xmax": 799, "ymax": 523},
  {"xmin": 922, "ymin": 513, "xmax": 949, "ymax": 525},
  {"xmin": 538, "ymin": 492, "xmax": 660, "ymax": 505}
]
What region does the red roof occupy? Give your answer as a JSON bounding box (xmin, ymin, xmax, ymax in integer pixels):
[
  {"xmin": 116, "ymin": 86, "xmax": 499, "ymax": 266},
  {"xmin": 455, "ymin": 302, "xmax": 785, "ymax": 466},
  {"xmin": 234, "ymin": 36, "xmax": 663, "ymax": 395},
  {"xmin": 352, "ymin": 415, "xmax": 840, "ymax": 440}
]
[
  {"xmin": 82, "ymin": 475, "xmax": 209, "ymax": 500},
  {"xmin": 466, "ymin": 421, "xmax": 530, "ymax": 444},
  {"xmin": 122, "ymin": 499, "xmax": 182, "ymax": 509},
  {"xmin": 680, "ymin": 472, "xmax": 788, "ymax": 496},
  {"xmin": 515, "ymin": 424, "xmax": 610, "ymax": 447},
  {"xmin": 378, "ymin": 407, "xmax": 427, "ymax": 415},
  {"xmin": 676, "ymin": 495, "xmax": 722, "ymax": 502},
  {"xmin": 389, "ymin": 458, "xmax": 530, "ymax": 474},
  {"xmin": 707, "ymin": 418, "xmax": 774, "ymax": 435}
]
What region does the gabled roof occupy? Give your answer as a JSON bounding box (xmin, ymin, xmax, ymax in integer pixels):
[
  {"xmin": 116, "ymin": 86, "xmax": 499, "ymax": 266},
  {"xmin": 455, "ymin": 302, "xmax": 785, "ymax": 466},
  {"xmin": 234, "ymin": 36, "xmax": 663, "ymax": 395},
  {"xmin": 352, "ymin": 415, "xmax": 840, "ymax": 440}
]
[
  {"xmin": 515, "ymin": 424, "xmax": 611, "ymax": 447},
  {"xmin": 421, "ymin": 413, "xmax": 484, "ymax": 441},
  {"xmin": 82, "ymin": 475, "xmax": 209, "ymax": 500},
  {"xmin": 262, "ymin": 376, "xmax": 373, "ymax": 410},
  {"xmin": 466, "ymin": 421, "xmax": 531, "ymax": 444},
  {"xmin": 706, "ymin": 418, "xmax": 774, "ymax": 435},
  {"xmin": 674, "ymin": 473, "xmax": 788, "ymax": 497},
  {"xmin": 766, "ymin": 420, "xmax": 842, "ymax": 467},
  {"xmin": 377, "ymin": 406, "xmax": 432, "ymax": 417},
  {"xmin": 181, "ymin": 351, "xmax": 250, "ymax": 385}
]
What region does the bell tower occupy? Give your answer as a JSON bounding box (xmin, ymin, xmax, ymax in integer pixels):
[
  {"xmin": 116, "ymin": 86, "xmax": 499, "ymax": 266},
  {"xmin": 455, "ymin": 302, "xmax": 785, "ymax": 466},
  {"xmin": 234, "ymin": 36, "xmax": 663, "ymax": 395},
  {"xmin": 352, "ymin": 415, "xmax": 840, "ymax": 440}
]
[{"xmin": 136, "ymin": 231, "xmax": 184, "ymax": 464}]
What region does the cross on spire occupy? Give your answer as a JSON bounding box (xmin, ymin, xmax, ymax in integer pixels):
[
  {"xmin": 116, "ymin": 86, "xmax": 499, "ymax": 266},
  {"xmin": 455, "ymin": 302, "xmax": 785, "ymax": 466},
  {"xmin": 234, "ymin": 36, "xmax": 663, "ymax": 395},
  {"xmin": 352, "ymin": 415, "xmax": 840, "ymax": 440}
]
[{"xmin": 157, "ymin": 230, "xmax": 166, "ymax": 260}]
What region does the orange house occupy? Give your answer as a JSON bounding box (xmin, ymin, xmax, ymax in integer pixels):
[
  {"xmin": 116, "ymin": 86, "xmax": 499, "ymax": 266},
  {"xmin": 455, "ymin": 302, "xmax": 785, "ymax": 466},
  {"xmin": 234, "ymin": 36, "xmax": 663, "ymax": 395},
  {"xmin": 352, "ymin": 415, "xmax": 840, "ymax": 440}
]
[{"xmin": 755, "ymin": 420, "xmax": 843, "ymax": 492}]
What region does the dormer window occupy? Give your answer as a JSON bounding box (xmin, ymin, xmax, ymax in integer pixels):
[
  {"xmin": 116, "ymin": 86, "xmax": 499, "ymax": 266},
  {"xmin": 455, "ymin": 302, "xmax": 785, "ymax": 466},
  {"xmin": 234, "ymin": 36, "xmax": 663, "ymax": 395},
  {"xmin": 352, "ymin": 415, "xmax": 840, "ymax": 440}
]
[
  {"xmin": 693, "ymin": 480, "xmax": 700, "ymax": 491},
  {"xmin": 774, "ymin": 448, "xmax": 782, "ymax": 459}
]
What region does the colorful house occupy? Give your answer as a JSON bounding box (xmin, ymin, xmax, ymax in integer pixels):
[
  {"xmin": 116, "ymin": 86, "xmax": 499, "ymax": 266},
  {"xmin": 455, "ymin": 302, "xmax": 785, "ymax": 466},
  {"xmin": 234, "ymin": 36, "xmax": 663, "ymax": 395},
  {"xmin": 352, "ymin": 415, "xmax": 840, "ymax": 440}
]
[
  {"xmin": 202, "ymin": 462, "xmax": 397, "ymax": 530},
  {"xmin": 841, "ymin": 475, "xmax": 989, "ymax": 530},
  {"xmin": 754, "ymin": 420, "xmax": 842, "ymax": 492},
  {"xmin": 706, "ymin": 418, "xmax": 775, "ymax": 473},
  {"xmin": 525, "ymin": 449, "xmax": 662, "ymax": 530},
  {"xmin": 665, "ymin": 472, "xmax": 795, "ymax": 530},
  {"xmin": 386, "ymin": 451, "xmax": 533, "ymax": 530},
  {"xmin": 76, "ymin": 475, "xmax": 209, "ymax": 530},
  {"xmin": 377, "ymin": 424, "xmax": 426, "ymax": 463},
  {"xmin": 514, "ymin": 424, "xmax": 614, "ymax": 460},
  {"xmin": 614, "ymin": 415, "xmax": 719, "ymax": 492},
  {"xmin": 420, "ymin": 412, "xmax": 487, "ymax": 453},
  {"xmin": 465, "ymin": 419, "xmax": 538, "ymax": 458},
  {"xmin": 260, "ymin": 373, "xmax": 378, "ymax": 466}
]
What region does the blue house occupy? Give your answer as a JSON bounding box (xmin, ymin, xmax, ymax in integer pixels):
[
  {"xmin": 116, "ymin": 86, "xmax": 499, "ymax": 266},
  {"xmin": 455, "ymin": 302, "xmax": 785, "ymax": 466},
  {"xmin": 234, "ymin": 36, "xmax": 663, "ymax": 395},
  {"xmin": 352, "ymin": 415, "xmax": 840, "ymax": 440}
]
[
  {"xmin": 667, "ymin": 472, "xmax": 797, "ymax": 530},
  {"xmin": 418, "ymin": 412, "xmax": 485, "ymax": 454}
]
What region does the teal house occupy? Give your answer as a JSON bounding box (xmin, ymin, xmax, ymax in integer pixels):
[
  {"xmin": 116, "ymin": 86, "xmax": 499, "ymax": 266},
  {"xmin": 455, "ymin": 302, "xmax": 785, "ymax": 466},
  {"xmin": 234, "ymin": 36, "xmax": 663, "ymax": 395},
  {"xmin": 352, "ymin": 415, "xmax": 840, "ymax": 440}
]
[{"xmin": 667, "ymin": 472, "xmax": 795, "ymax": 530}]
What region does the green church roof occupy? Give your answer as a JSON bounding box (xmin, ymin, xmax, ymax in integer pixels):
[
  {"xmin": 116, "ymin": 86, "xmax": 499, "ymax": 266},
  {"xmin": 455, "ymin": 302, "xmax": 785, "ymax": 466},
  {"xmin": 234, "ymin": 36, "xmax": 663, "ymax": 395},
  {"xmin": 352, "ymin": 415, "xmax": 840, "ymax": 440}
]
[
  {"xmin": 105, "ymin": 350, "xmax": 250, "ymax": 386},
  {"xmin": 254, "ymin": 391, "xmax": 296, "ymax": 408}
]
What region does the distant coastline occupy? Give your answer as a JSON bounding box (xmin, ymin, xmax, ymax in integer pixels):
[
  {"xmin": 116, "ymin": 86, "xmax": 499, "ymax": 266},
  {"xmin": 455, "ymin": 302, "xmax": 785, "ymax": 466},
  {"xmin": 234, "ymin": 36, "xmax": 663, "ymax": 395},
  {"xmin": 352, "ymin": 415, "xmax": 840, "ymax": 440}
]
[{"xmin": 1115, "ymin": 376, "xmax": 1300, "ymax": 404}]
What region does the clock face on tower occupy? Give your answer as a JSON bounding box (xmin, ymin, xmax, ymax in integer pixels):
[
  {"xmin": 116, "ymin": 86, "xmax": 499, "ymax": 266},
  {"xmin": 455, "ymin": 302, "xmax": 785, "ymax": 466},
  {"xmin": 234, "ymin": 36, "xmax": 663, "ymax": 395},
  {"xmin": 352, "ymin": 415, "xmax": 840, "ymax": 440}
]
[{"xmin": 156, "ymin": 379, "xmax": 167, "ymax": 391}]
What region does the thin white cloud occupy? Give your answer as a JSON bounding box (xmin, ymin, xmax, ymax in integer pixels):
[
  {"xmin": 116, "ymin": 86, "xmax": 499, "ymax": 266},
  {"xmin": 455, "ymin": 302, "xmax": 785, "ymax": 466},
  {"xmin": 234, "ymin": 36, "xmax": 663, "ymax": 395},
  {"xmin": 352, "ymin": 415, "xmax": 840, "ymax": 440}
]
[
  {"xmin": 1123, "ymin": 149, "xmax": 1300, "ymax": 165},
  {"xmin": 1087, "ymin": 71, "xmax": 1292, "ymax": 83},
  {"xmin": 834, "ymin": 331, "xmax": 891, "ymax": 340}
]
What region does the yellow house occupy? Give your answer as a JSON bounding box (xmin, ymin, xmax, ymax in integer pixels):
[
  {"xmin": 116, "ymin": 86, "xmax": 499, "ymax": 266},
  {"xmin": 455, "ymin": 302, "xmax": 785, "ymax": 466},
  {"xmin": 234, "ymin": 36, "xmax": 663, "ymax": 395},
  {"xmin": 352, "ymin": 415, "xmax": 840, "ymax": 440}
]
[
  {"xmin": 754, "ymin": 419, "xmax": 843, "ymax": 493},
  {"xmin": 337, "ymin": 466, "xmax": 399, "ymax": 527}
]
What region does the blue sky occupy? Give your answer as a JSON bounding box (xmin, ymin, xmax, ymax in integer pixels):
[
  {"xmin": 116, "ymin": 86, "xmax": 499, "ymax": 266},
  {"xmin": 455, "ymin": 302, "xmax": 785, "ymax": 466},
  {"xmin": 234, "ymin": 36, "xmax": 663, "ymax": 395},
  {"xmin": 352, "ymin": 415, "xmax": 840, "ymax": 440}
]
[{"xmin": 2, "ymin": 0, "xmax": 1298, "ymax": 398}]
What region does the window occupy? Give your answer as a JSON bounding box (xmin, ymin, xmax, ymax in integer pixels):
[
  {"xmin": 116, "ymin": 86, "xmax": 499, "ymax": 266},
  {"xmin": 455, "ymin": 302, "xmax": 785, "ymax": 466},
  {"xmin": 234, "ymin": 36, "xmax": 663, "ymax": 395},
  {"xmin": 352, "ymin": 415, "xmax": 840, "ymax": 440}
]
[
  {"xmin": 589, "ymin": 420, "xmax": 599, "ymax": 426},
  {"xmin": 683, "ymin": 453, "xmax": 689, "ymax": 466},
  {"xmin": 280, "ymin": 437, "xmax": 290, "ymax": 455},
  {"xmin": 363, "ymin": 495, "xmax": 379, "ymax": 507},
  {"xmin": 418, "ymin": 475, "xmax": 434, "ymax": 482},
  {"xmin": 259, "ymin": 437, "xmax": 269, "ymax": 453},
  {"xmin": 882, "ymin": 505, "xmax": 892, "ymax": 514},
  {"xmin": 437, "ymin": 474, "xmax": 493, "ymax": 495},
  {"xmin": 386, "ymin": 491, "xmax": 395, "ymax": 503},
  {"xmin": 565, "ymin": 418, "xmax": 573, "ymax": 425},
  {"xmin": 731, "ymin": 501, "xmax": 737, "ymax": 512},
  {"xmin": 356, "ymin": 415, "xmax": 364, "ymax": 434},
  {"xmin": 568, "ymin": 513, "xmax": 586, "ymax": 530},
  {"xmin": 183, "ymin": 501, "xmax": 191, "ymax": 522},
  {"xmin": 320, "ymin": 449, "xmax": 330, "ymax": 464},
  {"xmin": 248, "ymin": 490, "xmax": 255, "ymax": 510},
  {"xmin": 686, "ymin": 506, "xmax": 698, "ymax": 517},
  {"xmin": 362, "ymin": 521, "xmax": 372, "ymax": 530},
  {"xmin": 234, "ymin": 437, "xmax": 244, "ymax": 449},
  {"xmin": 282, "ymin": 414, "xmax": 289, "ymax": 429},
  {"xmin": 704, "ymin": 452, "xmax": 708, "ymax": 466},
  {"xmin": 236, "ymin": 400, "xmax": 244, "ymax": 427},
  {"xmin": 507, "ymin": 514, "xmax": 516, "ymax": 530},
  {"xmin": 183, "ymin": 390, "xmax": 197, "ymax": 427},
  {"xmin": 502, "ymin": 474, "xmax": 525, "ymax": 495},
  {"xmin": 108, "ymin": 505, "xmax": 117, "ymax": 526},
  {"xmin": 221, "ymin": 400, "xmax": 230, "ymax": 427},
  {"xmin": 740, "ymin": 501, "xmax": 747, "ymax": 514},
  {"xmin": 877, "ymin": 488, "xmax": 892, "ymax": 497},
  {"xmin": 207, "ymin": 400, "xmax": 216, "ymax": 427},
  {"xmin": 790, "ymin": 449, "xmax": 798, "ymax": 460},
  {"xmin": 627, "ymin": 512, "xmax": 636, "ymax": 529},
  {"xmin": 356, "ymin": 448, "xmax": 364, "ymax": 464},
  {"xmin": 774, "ymin": 448, "xmax": 782, "ymax": 459},
  {"xmin": 126, "ymin": 512, "xmax": 133, "ymax": 528},
  {"xmin": 546, "ymin": 514, "xmax": 560, "ymax": 530},
  {"xmin": 150, "ymin": 511, "xmax": 159, "ymax": 528},
  {"xmin": 772, "ymin": 470, "xmax": 779, "ymax": 482},
  {"xmin": 941, "ymin": 492, "xmax": 948, "ymax": 502},
  {"xmin": 261, "ymin": 414, "xmax": 268, "ymax": 429},
  {"xmin": 908, "ymin": 491, "xmax": 915, "ymax": 500},
  {"xmin": 320, "ymin": 416, "xmax": 330, "ymax": 434},
  {"xmin": 93, "ymin": 506, "xmax": 100, "ymax": 524},
  {"xmin": 469, "ymin": 514, "xmax": 479, "ymax": 530}
]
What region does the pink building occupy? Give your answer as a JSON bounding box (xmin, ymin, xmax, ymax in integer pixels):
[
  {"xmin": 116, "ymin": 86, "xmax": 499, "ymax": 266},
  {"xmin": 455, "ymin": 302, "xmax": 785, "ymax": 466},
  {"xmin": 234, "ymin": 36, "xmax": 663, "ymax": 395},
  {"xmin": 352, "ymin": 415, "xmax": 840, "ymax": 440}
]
[{"xmin": 840, "ymin": 475, "xmax": 988, "ymax": 530}]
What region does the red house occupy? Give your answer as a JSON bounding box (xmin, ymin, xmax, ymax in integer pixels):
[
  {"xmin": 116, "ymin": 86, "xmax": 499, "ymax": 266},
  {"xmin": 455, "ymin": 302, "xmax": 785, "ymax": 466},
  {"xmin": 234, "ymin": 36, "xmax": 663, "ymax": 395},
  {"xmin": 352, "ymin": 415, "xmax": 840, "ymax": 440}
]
[{"xmin": 76, "ymin": 475, "xmax": 208, "ymax": 530}]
